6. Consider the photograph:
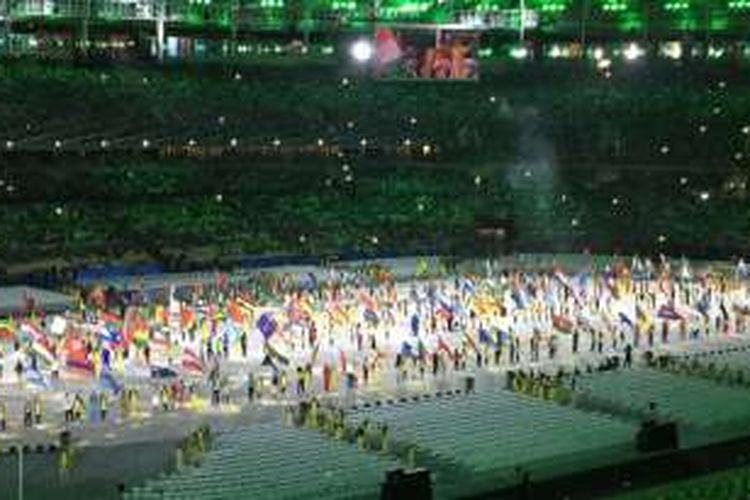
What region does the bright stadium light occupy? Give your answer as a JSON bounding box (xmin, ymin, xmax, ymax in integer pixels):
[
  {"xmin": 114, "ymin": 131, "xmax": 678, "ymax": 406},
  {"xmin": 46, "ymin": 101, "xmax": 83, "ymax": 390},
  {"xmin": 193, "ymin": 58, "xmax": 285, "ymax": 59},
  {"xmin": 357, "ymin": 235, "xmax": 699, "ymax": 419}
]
[
  {"xmin": 700, "ymin": 191, "xmax": 710, "ymax": 201},
  {"xmin": 662, "ymin": 42, "xmax": 682, "ymax": 60},
  {"xmin": 597, "ymin": 58, "xmax": 612, "ymax": 70},
  {"xmin": 623, "ymin": 43, "xmax": 643, "ymax": 61},
  {"xmin": 5, "ymin": 140, "xmax": 14, "ymax": 150},
  {"xmin": 350, "ymin": 39, "xmax": 373, "ymax": 63},
  {"xmin": 510, "ymin": 46, "xmax": 528, "ymax": 60}
]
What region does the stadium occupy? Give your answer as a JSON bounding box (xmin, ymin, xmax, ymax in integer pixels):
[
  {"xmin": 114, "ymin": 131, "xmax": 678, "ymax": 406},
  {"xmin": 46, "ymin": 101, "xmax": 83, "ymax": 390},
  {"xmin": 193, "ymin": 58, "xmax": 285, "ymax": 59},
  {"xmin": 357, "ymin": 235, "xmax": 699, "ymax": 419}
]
[{"xmin": 2, "ymin": 2, "xmax": 750, "ymax": 499}]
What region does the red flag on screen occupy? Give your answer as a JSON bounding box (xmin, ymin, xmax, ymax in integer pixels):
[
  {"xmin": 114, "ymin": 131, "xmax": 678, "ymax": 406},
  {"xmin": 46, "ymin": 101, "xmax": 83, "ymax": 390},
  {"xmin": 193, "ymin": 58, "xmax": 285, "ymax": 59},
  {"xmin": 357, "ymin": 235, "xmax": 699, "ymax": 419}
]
[{"xmin": 375, "ymin": 27, "xmax": 402, "ymax": 66}]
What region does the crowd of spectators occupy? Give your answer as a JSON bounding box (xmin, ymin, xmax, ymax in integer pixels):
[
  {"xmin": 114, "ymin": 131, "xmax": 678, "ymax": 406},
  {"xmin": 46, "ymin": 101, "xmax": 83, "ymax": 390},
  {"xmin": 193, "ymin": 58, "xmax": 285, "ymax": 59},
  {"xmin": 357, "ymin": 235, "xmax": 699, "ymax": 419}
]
[{"xmin": 0, "ymin": 59, "xmax": 749, "ymax": 275}]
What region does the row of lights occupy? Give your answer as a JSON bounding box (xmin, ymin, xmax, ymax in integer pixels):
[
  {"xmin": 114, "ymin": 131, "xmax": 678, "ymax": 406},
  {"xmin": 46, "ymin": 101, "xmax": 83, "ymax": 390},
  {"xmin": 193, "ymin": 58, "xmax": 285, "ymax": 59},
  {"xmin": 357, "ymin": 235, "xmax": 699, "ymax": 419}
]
[
  {"xmin": 3, "ymin": 137, "xmax": 438, "ymax": 151},
  {"xmin": 508, "ymin": 42, "xmax": 750, "ymax": 61}
]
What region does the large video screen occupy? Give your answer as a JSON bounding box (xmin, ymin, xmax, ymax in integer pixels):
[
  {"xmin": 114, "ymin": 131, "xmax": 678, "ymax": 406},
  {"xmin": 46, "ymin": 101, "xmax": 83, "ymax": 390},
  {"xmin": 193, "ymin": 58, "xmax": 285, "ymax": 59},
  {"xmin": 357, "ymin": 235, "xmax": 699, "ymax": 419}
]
[{"xmin": 373, "ymin": 27, "xmax": 479, "ymax": 80}]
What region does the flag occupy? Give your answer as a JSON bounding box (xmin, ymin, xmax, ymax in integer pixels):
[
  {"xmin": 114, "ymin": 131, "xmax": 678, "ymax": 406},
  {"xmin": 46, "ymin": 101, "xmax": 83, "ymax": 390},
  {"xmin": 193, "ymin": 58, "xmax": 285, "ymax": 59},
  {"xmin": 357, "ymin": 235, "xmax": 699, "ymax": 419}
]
[
  {"xmin": 364, "ymin": 308, "xmax": 379, "ymax": 324},
  {"xmin": 635, "ymin": 305, "xmax": 652, "ymax": 334},
  {"xmin": 98, "ymin": 325, "xmax": 123, "ymax": 347},
  {"xmin": 61, "ymin": 336, "xmax": 87, "ymax": 360},
  {"xmin": 26, "ymin": 369, "xmax": 50, "ymax": 389},
  {"xmin": 696, "ymin": 294, "xmax": 710, "ymax": 319},
  {"xmin": 437, "ymin": 336, "xmax": 454, "ymax": 360},
  {"xmin": 435, "ymin": 297, "xmax": 453, "ymax": 319},
  {"xmin": 552, "ymin": 314, "xmax": 574, "ymax": 334},
  {"xmin": 66, "ymin": 358, "xmax": 94, "ymax": 376},
  {"xmin": 511, "ymin": 289, "xmax": 526, "ymax": 309},
  {"xmin": 0, "ymin": 317, "xmax": 15, "ymax": 342},
  {"xmin": 478, "ymin": 327, "xmax": 490, "ymax": 344},
  {"xmin": 100, "ymin": 311, "xmax": 123, "ymax": 328},
  {"xmin": 401, "ymin": 341, "xmax": 417, "ymax": 359},
  {"xmin": 257, "ymin": 312, "xmax": 277, "ymax": 340},
  {"xmin": 287, "ymin": 297, "xmax": 311, "ymax": 324},
  {"xmin": 21, "ymin": 321, "xmax": 46, "ymax": 343},
  {"xmin": 375, "ymin": 27, "xmax": 402, "ymax": 66},
  {"xmin": 32, "ymin": 338, "xmax": 55, "ymax": 365},
  {"xmin": 181, "ymin": 306, "xmax": 197, "ymax": 329},
  {"xmin": 182, "ymin": 347, "xmax": 204, "ymax": 374},
  {"xmin": 226, "ymin": 301, "xmax": 243, "ymax": 324},
  {"xmin": 657, "ymin": 304, "xmax": 683, "ymax": 321},
  {"xmin": 464, "ymin": 332, "xmax": 479, "ymax": 352},
  {"xmin": 100, "ymin": 370, "xmax": 123, "ymax": 394},
  {"xmin": 618, "ymin": 312, "xmax": 635, "ymax": 329},
  {"xmin": 23, "ymin": 322, "xmax": 55, "ymax": 361}
]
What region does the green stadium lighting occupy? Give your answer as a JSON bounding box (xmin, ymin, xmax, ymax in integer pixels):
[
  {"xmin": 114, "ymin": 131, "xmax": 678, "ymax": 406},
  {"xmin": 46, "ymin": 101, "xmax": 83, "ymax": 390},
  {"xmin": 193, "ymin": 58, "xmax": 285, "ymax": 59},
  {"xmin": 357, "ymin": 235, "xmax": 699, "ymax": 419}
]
[
  {"xmin": 664, "ymin": 1, "xmax": 689, "ymax": 10},
  {"xmin": 601, "ymin": 1, "xmax": 628, "ymax": 12}
]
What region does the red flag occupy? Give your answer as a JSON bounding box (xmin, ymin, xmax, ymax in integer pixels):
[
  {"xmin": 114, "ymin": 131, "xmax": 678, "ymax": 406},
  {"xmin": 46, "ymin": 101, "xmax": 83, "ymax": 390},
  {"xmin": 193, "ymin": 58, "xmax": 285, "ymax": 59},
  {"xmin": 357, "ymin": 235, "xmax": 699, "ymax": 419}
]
[
  {"xmin": 182, "ymin": 347, "xmax": 204, "ymax": 374},
  {"xmin": 437, "ymin": 336, "xmax": 455, "ymax": 361},
  {"xmin": 375, "ymin": 27, "xmax": 402, "ymax": 66},
  {"xmin": 552, "ymin": 314, "xmax": 574, "ymax": 334}
]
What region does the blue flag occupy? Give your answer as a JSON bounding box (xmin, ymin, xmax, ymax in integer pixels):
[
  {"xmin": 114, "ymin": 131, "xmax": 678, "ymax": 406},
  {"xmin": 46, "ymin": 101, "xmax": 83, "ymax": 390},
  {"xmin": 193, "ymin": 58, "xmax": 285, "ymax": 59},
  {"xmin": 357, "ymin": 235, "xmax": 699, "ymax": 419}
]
[{"xmin": 257, "ymin": 313, "xmax": 277, "ymax": 340}]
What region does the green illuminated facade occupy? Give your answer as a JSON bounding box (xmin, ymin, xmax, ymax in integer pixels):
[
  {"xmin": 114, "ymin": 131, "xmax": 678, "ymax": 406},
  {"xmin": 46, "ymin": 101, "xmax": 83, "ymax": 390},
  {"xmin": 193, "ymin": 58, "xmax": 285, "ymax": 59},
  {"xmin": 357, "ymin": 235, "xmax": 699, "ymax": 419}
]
[{"xmin": 1, "ymin": 0, "xmax": 749, "ymax": 35}]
